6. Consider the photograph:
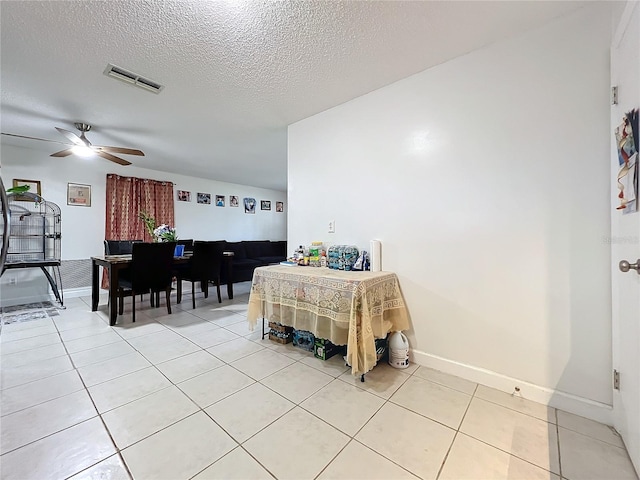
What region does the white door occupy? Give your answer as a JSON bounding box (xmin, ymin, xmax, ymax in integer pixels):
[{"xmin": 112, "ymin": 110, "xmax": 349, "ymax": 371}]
[{"xmin": 611, "ymin": 1, "xmax": 640, "ymax": 474}]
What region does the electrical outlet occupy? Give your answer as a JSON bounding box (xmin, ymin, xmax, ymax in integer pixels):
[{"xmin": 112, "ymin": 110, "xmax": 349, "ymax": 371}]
[{"xmin": 328, "ymin": 220, "xmax": 335, "ymax": 233}]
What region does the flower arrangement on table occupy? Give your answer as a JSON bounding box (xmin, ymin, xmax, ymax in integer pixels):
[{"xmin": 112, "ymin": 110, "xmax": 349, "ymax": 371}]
[
  {"xmin": 153, "ymin": 224, "xmax": 178, "ymax": 242},
  {"xmin": 139, "ymin": 211, "xmax": 177, "ymax": 242}
]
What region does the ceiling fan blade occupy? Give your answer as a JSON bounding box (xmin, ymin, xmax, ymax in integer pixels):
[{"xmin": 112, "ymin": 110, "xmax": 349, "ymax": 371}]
[
  {"xmin": 50, "ymin": 148, "xmax": 73, "ymax": 157},
  {"xmin": 1, "ymin": 132, "xmax": 71, "ymax": 146},
  {"xmin": 96, "ymin": 146, "xmax": 145, "ymax": 156},
  {"xmin": 96, "ymin": 150, "xmax": 132, "ymax": 166},
  {"xmin": 55, "ymin": 127, "xmax": 84, "ymax": 146}
]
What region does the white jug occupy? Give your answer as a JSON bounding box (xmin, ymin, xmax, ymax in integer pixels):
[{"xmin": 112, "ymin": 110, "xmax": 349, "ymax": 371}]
[{"xmin": 388, "ymin": 331, "xmax": 409, "ymax": 369}]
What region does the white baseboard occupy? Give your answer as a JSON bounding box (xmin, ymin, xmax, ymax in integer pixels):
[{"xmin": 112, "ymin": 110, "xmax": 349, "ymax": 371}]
[
  {"xmin": 0, "ymin": 287, "xmax": 93, "ymax": 308},
  {"xmin": 54, "ymin": 287, "xmax": 92, "ymax": 300},
  {"xmin": 411, "ymin": 348, "xmax": 614, "ymax": 426}
]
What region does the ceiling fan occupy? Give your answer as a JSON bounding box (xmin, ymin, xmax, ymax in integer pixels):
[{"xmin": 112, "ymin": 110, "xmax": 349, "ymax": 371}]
[{"xmin": 1, "ymin": 123, "xmax": 144, "ymax": 165}]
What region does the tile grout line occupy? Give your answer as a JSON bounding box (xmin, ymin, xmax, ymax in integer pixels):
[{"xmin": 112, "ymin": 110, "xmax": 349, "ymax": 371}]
[
  {"xmin": 434, "ymin": 382, "xmax": 478, "ymax": 479},
  {"xmin": 91, "ymin": 299, "xmax": 262, "ymax": 479},
  {"xmin": 4, "ymin": 299, "xmax": 625, "ymax": 479},
  {"xmin": 314, "ymin": 367, "xmax": 436, "ymax": 479},
  {"xmin": 54, "ymin": 312, "xmax": 131, "ymax": 480},
  {"xmin": 2, "ymin": 311, "xmax": 133, "ymax": 480},
  {"xmin": 556, "ymin": 407, "xmax": 563, "ymax": 479}
]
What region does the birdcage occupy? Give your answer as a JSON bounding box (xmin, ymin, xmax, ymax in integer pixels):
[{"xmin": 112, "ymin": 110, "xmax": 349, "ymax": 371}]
[{"xmin": 2, "ymin": 191, "xmax": 63, "ymax": 305}]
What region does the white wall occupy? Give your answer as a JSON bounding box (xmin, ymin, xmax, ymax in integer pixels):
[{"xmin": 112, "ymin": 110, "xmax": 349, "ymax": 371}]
[
  {"xmin": 288, "ymin": 5, "xmax": 613, "ymax": 410},
  {"xmin": 1, "ymin": 144, "xmax": 286, "ymax": 302}
]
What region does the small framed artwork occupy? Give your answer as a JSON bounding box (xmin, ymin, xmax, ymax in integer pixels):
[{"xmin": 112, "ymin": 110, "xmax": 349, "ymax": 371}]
[
  {"xmin": 197, "ymin": 193, "xmax": 211, "ymax": 204},
  {"xmin": 276, "ymin": 201, "xmax": 284, "ymax": 212},
  {"xmin": 230, "ymin": 195, "xmax": 239, "ymax": 207},
  {"xmin": 12, "ymin": 179, "xmax": 41, "ymax": 201},
  {"xmin": 261, "ymin": 200, "xmax": 271, "ymax": 211},
  {"xmin": 215, "ymin": 195, "xmax": 225, "ymax": 207},
  {"xmin": 244, "ymin": 197, "xmax": 256, "ymax": 214},
  {"xmin": 67, "ymin": 183, "xmax": 91, "ymax": 206},
  {"xmin": 177, "ymin": 190, "xmax": 191, "ymax": 202}
]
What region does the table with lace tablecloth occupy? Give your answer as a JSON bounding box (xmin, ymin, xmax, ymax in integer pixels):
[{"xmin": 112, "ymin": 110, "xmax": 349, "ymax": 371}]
[{"xmin": 247, "ymin": 265, "xmax": 410, "ymax": 375}]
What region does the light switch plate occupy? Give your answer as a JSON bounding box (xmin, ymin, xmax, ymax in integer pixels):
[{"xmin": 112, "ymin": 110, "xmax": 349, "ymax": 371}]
[{"xmin": 328, "ymin": 220, "xmax": 335, "ymax": 233}]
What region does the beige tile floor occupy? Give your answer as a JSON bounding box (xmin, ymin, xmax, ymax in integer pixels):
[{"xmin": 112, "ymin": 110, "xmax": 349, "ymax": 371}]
[{"xmin": 1, "ymin": 282, "xmax": 638, "ymax": 480}]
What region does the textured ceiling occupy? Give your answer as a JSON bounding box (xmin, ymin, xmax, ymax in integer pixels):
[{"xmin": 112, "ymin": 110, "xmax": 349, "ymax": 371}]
[{"xmin": 1, "ymin": 0, "xmax": 590, "ymax": 190}]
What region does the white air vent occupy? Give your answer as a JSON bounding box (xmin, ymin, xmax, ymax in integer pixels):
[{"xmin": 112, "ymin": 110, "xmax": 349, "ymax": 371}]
[{"xmin": 103, "ymin": 64, "xmax": 164, "ymax": 94}]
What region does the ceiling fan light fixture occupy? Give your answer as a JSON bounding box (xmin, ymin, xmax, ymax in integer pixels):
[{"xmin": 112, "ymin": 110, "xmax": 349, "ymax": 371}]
[{"xmin": 71, "ymin": 145, "xmax": 95, "ymax": 157}]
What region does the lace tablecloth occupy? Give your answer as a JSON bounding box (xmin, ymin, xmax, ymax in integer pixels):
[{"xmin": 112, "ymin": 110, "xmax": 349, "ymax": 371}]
[{"xmin": 247, "ymin": 265, "xmax": 410, "ymax": 375}]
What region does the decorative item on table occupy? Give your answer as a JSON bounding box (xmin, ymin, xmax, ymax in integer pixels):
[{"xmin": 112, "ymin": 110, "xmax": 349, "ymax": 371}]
[
  {"xmin": 153, "ymin": 224, "xmax": 178, "ymax": 242},
  {"xmin": 269, "ymin": 322, "xmax": 293, "ymax": 344},
  {"xmin": 369, "ymin": 239, "xmax": 382, "ymax": 272},
  {"xmin": 308, "ymin": 241, "xmax": 324, "ymax": 267},
  {"xmin": 139, "ymin": 211, "xmax": 156, "ymax": 239},
  {"xmin": 314, "ymin": 338, "xmax": 343, "ymax": 361},
  {"xmin": 279, "ymin": 260, "xmax": 298, "ymax": 267},
  {"xmin": 292, "ymin": 329, "xmax": 315, "ymax": 351},
  {"xmin": 352, "ymin": 250, "xmax": 369, "ymax": 271},
  {"xmin": 291, "ymin": 245, "xmax": 309, "ymax": 266},
  {"xmin": 327, "ymin": 245, "xmax": 359, "ymax": 270}
]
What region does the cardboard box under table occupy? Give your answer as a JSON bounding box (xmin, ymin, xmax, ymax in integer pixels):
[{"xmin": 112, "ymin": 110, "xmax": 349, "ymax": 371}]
[
  {"xmin": 314, "ymin": 338, "xmax": 342, "ymax": 361},
  {"xmin": 247, "ymin": 265, "xmax": 409, "ymax": 376},
  {"xmin": 268, "ymin": 322, "xmax": 293, "ymax": 344}
]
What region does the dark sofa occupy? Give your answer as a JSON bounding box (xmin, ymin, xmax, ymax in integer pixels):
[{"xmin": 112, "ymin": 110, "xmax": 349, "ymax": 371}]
[{"xmin": 219, "ymin": 240, "xmax": 287, "ymax": 284}]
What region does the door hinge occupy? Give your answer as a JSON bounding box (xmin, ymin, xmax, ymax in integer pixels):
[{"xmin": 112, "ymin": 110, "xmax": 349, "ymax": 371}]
[
  {"xmin": 612, "ymin": 86, "xmax": 619, "ymax": 105},
  {"xmin": 614, "ymin": 369, "xmax": 620, "ymax": 390}
]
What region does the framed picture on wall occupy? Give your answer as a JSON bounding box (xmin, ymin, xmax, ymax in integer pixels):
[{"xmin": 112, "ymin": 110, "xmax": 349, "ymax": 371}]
[
  {"xmin": 12, "ymin": 179, "xmax": 41, "ymax": 201},
  {"xmin": 177, "ymin": 190, "xmax": 191, "ymax": 202},
  {"xmin": 67, "ymin": 183, "xmax": 91, "ymax": 207},
  {"xmin": 276, "ymin": 201, "xmax": 284, "ymax": 212},
  {"xmin": 197, "ymin": 193, "xmax": 211, "ymax": 204},
  {"xmin": 261, "ymin": 200, "xmax": 271, "ymax": 211},
  {"xmin": 215, "ymin": 195, "xmax": 225, "ymax": 207},
  {"xmin": 230, "ymin": 195, "xmax": 239, "ymax": 207},
  {"xmin": 244, "ymin": 197, "xmax": 256, "ymax": 214}
]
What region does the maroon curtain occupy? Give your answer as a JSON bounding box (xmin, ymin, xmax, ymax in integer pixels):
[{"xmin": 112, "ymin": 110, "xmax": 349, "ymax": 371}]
[{"xmin": 102, "ymin": 174, "xmax": 175, "ymax": 288}]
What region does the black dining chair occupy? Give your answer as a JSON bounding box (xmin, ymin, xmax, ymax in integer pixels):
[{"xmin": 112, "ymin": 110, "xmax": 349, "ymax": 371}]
[
  {"xmin": 104, "ymin": 239, "xmax": 143, "ymax": 255},
  {"xmin": 105, "ymin": 239, "xmax": 145, "ymax": 308},
  {"xmin": 176, "ymin": 239, "xmax": 194, "ymax": 255},
  {"xmin": 176, "ymin": 240, "xmax": 222, "ymax": 308},
  {"xmin": 117, "ymin": 241, "xmax": 176, "ymax": 322}
]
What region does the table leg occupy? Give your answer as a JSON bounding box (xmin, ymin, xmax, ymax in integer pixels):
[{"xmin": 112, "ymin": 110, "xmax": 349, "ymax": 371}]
[
  {"xmin": 91, "ymin": 260, "xmax": 99, "ymax": 311},
  {"xmin": 224, "ymin": 256, "xmax": 234, "ymax": 299},
  {"xmin": 108, "ymin": 265, "xmax": 118, "ymax": 326}
]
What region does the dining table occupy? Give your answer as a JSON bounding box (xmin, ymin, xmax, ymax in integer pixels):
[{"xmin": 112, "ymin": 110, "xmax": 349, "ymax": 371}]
[{"xmin": 91, "ymin": 252, "xmax": 234, "ymax": 325}]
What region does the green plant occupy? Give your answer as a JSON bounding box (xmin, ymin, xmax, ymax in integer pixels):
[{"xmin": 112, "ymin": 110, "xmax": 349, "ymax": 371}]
[
  {"xmin": 138, "ymin": 211, "xmax": 156, "ymax": 239},
  {"xmin": 6, "ymin": 185, "xmax": 30, "ymax": 194}
]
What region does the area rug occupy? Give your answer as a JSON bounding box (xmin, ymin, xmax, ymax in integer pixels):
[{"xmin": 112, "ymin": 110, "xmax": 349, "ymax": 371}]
[{"xmin": 0, "ymin": 301, "xmax": 61, "ymax": 326}]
